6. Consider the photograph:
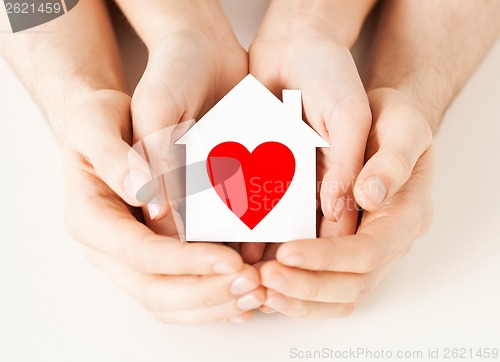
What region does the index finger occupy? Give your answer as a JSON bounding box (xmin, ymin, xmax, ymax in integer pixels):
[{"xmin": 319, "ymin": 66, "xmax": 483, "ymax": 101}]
[{"xmin": 275, "ymin": 233, "xmax": 400, "ymax": 274}]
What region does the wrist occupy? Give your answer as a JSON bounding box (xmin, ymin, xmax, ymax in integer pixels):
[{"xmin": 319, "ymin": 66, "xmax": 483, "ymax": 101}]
[{"xmin": 367, "ymin": 87, "xmax": 438, "ymax": 136}]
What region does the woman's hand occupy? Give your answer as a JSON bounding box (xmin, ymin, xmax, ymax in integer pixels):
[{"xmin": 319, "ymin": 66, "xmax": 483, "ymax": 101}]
[
  {"xmin": 62, "ymin": 90, "xmax": 265, "ymax": 324},
  {"xmin": 258, "ymin": 88, "xmax": 434, "ymax": 318}
]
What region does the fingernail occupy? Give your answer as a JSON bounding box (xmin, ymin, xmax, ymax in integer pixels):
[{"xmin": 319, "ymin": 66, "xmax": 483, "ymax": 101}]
[
  {"xmin": 237, "ymin": 294, "xmax": 262, "ymax": 310},
  {"xmin": 264, "ymin": 293, "xmax": 288, "ymax": 311},
  {"xmin": 147, "ymin": 197, "xmax": 160, "ymax": 220},
  {"xmin": 262, "ymin": 274, "xmax": 288, "ymax": 291},
  {"xmin": 364, "ymin": 176, "xmax": 387, "ymax": 205},
  {"xmin": 332, "ymin": 196, "xmax": 345, "ymax": 222},
  {"xmin": 231, "ymin": 277, "xmax": 258, "ymax": 295},
  {"xmin": 213, "ymin": 262, "xmax": 238, "ymax": 275},
  {"xmin": 281, "ymin": 254, "xmax": 305, "ymax": 267},
  {"xmin": 123, "ymin": 169, "xmax": 150, "ymax": 201},
  {"xmin": 229, "ymin": 315, "xmax": 249, "ymax": 323}
]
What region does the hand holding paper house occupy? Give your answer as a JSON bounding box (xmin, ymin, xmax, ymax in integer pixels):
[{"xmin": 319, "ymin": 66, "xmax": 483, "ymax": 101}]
[{"xmin": 176, "ymin": 75, "xmax": 329, "ymax": 242}]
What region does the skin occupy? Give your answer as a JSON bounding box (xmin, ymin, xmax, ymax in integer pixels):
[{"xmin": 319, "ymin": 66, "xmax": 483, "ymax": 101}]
[
  {"xmin": 2, "ymin": 0, "xmax": 499, "ymax": 322},
  {"xmin": 259, "ymin": 89, "xmax": 435, "ymax": 317},
  {"xmin": 241, "ymin": 0, "xmax": 378, "ymax": 263},
  {"xmin": 1, "ymin": 0, "xmax": 264, "ymax": 325}
]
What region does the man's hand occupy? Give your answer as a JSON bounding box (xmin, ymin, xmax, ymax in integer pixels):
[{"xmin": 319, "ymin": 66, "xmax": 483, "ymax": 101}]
[
  {"xmin": 63, "ymin": 90, "xmax": 265, "ymax": 324},
  {"xmin": 258, "ymin": 88, "xmax": 434, "ymax": 318}
]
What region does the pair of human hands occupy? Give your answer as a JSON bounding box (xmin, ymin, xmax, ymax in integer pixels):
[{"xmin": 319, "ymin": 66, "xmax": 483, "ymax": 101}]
[{"xmin": 62, "ymin": 15, "xmax": 434, "ymax": 323}]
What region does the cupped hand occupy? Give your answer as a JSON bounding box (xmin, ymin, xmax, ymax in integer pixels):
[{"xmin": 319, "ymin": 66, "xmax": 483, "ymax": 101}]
[
  {"xmin": 244, "ymin": 8, "xmax": 372, "ymax": 263},
  {"xmin": 62, "ymin": 90, "xmax": 264, "ymax": 324},
  {"xmin": 131, "ymin": 22, "xmax": 248, "ymax": 227},
  {"xmin": 258, "ymin": 88, "xmax": 434, "ymax": 318}
]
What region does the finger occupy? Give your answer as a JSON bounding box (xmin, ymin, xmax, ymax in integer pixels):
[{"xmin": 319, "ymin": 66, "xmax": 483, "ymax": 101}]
[
  {"xmin": 148, "ymin": 197, "xmax": 186, "ymax": 238},
  {"xmin": 253, "ymin": 64, "xmax": 369, "ymax": 236},
  {"xmin": 263, "ymin": 290, "xmax": 354, "ymax": 319},
  {"xmin": 132, "ymin": 123, "xmax": 195, "ymax": 222},
  {"xmin": 276, "ymin": 150, "xmax": 433, "ymax": 274},
  {"xmin": 260, "ymin": 259, "xmax": 395, "ymax": 303},
  {"xmin": 85, "ymin": 247, "xmax": 260, "ymax": 310},
  {"xmin": 275, "ymin": 214, "xmax": 417, "ymax": 274},
  {"xmin": 318, "ymin": 201, "xmax": 361, "ymax": 240},
  {"xmin": 67, "ymin": 91, "xmax": 157, "ymax": 207},
  {"xmin": 275, "ymin": 233, "xmax": 402, "ymax": 275},
  {"xmin": 354, "ymin": 89, "xmax": 433, "ymax": 211},
  {"xmin": 64, "ymin": 151, "xmax": 244, "ymax": 275},
  {"xmin": 151, "ymin": 287, "xmax": 266, "ymax": 325}
]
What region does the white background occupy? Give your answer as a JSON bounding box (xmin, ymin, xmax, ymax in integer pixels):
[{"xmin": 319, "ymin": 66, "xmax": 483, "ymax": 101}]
[{"xmin": 1, "ymin": 1, "xmax": 499, "ymax": 361}]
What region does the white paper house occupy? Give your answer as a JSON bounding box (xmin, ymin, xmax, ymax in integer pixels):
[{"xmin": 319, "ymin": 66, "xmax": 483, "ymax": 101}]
[{"xmin": 176, "ymin": 75, "xmax": 329, "ymax": 242}]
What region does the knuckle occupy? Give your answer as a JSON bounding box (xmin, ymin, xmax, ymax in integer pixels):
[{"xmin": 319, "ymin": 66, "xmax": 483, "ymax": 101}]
[{"xmin": 178, "ymin": 243, "xmax": 199, "ymax": 275}]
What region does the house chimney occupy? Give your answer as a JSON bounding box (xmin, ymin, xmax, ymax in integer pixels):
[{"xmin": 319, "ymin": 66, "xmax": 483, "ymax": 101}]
[{"xmin": 282, "ymin": 90, "xmax": 302, "ymax": 122}]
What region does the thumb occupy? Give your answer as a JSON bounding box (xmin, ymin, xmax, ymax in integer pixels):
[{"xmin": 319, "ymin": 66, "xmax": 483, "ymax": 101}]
[
  {"xmin": 354, "ymin": 89, "xmax": 433, "ymax": 211},
  {"xmin": 66, "ymin": 91, "xmax": 158, "ymax": 208}
]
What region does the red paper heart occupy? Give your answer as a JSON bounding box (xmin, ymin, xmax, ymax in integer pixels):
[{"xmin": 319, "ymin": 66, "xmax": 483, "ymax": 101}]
[{"xmin": 207, "ymin": 142, "xmax": 295, "ymax": 229}]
